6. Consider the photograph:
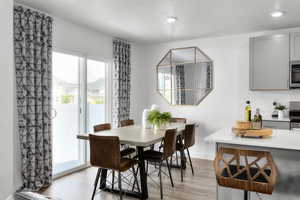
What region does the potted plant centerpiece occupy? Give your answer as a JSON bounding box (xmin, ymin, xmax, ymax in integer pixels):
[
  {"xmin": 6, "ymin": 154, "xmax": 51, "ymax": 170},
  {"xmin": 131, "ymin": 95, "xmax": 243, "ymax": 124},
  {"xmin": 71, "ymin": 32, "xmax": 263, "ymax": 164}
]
[{"xmin": 147, "ymin": 110, "xmax": 172, "ymax": 130}]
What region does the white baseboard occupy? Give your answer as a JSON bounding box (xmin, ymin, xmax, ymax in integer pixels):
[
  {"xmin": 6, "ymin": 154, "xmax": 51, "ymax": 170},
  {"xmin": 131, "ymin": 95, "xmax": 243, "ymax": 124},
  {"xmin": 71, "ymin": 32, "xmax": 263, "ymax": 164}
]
[
  {"xmin": 189, "ymin": 151, "xmax": 214, "ymax": 161},
  {"xmin": 6, "ymin": 195, "xmax": 14, "ymax": 200}
]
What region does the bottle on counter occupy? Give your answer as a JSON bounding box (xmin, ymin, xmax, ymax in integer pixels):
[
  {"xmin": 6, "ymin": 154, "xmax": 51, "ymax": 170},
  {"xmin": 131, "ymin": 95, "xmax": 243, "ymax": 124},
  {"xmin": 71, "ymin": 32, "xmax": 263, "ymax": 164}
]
[
  {"xmin": 252, "ymin": 108, "xmax": 262, "ymax": 129},
  {"xmin": 245, "ymin": 101, "xmax": 252, "ymax": 122}
]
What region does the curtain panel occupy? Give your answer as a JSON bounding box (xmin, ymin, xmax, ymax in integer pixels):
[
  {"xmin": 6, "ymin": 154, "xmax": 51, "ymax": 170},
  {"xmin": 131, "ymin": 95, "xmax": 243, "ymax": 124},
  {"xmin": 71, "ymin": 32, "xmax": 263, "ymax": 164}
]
[
  {"xmin": 112, "ymin": 39, "xmax": 131, "ymax": 127},
  {"xmin": 175, "ymin": 65, "xmax": 186, "ymax": 105},
  {"xmin": 14, "ymin": 5, "xmax": 53, "ymax": 191}
]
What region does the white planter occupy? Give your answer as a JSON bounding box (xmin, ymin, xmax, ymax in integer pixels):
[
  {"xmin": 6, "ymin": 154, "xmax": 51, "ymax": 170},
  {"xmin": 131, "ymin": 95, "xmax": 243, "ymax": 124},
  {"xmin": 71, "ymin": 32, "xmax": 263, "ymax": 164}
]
[
  {"xmin": 151, "ymin": 104, "xmax": 160, "ymax": 111},
  {"xmin": 142, "ymin": 109, "xmax": 152, "ymax": 129},
  {"xmin": 278, "ymin": 110, "xmax": 284, "ymax": 119}
]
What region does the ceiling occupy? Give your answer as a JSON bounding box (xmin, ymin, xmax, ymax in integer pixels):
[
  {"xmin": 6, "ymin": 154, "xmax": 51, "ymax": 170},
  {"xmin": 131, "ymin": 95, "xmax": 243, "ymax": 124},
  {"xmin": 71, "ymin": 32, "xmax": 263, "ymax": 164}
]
[{"xmin": 17, "ymin": 0, "xmax": 300, "ymax": 44}]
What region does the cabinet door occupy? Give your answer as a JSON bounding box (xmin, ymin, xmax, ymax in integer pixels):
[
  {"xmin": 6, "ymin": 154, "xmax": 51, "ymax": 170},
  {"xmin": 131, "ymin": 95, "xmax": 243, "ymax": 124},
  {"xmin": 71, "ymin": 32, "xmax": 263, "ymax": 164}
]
[
  {"xmin": 290, "ymin": 32, "xmax": 300, "ymax": 61},
  {"xmin": 262, "ymin": 121, "xmax": 290, "ymax": 130},
  {"xmin": 250, "ymin": 34, "xmax": 290, "ymax": 90}
]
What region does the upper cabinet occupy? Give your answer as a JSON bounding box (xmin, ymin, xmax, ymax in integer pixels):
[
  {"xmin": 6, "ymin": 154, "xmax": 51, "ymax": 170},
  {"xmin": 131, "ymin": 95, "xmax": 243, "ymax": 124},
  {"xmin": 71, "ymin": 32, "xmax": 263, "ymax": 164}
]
[
  {"xmin": 250, "ymin": 33, "xmax": 290, "ymax": 90},
  {"xmin": 290, "ymin": 32, "xmax": 300, "ymax": 61}
]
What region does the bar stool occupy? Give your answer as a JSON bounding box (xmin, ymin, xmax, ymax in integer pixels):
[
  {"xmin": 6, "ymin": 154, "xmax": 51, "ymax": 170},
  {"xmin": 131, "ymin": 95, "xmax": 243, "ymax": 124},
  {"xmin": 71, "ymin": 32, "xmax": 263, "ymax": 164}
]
[{"xmin": 214, "ymin": 147, "xmax": 278, "ymax": 200}]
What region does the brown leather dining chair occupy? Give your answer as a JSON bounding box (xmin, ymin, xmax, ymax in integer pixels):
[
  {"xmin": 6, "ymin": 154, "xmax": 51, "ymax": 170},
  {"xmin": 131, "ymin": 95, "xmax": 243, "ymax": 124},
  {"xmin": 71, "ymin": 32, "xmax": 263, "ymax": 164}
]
[
  {"xmin": 143, "ymin": 129, "xmax": 177, "ymax": 199},
  {"xmin": 89, "ymin": 135, "xmax": 140, "ymax": 200},
  {"xmin": 93, "ymin": 123, "xmax": 111, "ymax": 132},
  {"xmin": 175, "ymin": 123, "xmax": 196, "ymax": 180},
  {"xmin": 161, "ymin": 117, "xmax": 187, "ymax": 172},
  {"xmin": 93, "ymin": 123, "xmax": 135, "ymax": 157},
  {"xmin": 169, "ymin": 118, "xmax": 187, "ymax": 124},
  {"xmin": 120, "ymin": 119, "xmax": 134, "ymax": 127}
]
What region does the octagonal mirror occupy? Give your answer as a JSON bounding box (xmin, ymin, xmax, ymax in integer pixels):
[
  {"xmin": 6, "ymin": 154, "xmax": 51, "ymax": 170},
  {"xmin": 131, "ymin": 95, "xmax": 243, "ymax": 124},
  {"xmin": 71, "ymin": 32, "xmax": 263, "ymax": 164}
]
[{"xmin": 157, "ymin": 47, "xmax": 213, "ymax": 105}]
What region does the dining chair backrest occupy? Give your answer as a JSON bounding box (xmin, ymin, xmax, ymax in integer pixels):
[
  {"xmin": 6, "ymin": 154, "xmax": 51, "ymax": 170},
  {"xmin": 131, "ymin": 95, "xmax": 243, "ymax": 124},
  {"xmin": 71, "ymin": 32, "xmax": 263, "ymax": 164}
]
[
  {"xmin": 184, "ymin": 124, "xmax": 196, "ymax": 149},
  {"xmin": 170, "ymin": 118, "xmax": 186, "ymax": 123},
  {"xmin": 163, "ymin": 129, "xmax": 177, "ymax": 158},
  {"xmin": 94, "ymin": 123, "xmax": 111, "ymax": 132},
  {"xmin": 120, "ymin": 119, "xmax": 134, "ymax": 127},
  {"xmin": 89, "ymin": 134, "xmax": 121, "ymax": 171}
]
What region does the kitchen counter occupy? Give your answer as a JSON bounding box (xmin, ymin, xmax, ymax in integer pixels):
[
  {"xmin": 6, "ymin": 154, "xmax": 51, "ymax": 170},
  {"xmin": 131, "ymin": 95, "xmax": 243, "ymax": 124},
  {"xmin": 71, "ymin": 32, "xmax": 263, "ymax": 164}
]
[
  {"xmin": 205, "ymin": 127, "xmax": 300, "ymax": 151},
  {"xmin": 206, "ymin": 127, "xmax": 300, "ymax": 200}
]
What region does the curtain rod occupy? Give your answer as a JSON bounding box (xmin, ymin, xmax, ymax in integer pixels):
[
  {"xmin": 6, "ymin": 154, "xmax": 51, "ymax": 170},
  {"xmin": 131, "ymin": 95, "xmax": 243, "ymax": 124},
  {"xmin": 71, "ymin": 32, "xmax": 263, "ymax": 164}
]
[
  {"xmin": 14, "ymin": 2, "xmax": 54, "ymax": 18},
  {"xmin": 113, "ymin": 37, "xmax": 130, "ymax": 43}
]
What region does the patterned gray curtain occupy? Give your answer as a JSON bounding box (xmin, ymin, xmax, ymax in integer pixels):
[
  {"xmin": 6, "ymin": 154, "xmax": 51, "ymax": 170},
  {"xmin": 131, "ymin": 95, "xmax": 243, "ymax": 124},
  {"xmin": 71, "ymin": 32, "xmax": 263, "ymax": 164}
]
[
  {"xmin": 175, "ymin": 65, "xmax": 186, "ymax": 104},
  {"xmin": 112, "ymin": 39, "xmax": 131, "ymax": 127},
  {"xmin": 14, "ymin": 5, "xmax": 53, "ymax": 191}
]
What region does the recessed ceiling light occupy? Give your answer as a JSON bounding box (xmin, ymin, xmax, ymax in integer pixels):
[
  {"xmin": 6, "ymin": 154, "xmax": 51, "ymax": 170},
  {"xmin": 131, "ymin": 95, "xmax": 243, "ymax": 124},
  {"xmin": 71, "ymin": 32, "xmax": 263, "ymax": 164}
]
[
  {"xmin": 270, "ymin": 11, "xmax": 284, "ymax": 18},
  {"xmin": 167, "ymin": 16, "xmax": 178, "ymax": 24}
]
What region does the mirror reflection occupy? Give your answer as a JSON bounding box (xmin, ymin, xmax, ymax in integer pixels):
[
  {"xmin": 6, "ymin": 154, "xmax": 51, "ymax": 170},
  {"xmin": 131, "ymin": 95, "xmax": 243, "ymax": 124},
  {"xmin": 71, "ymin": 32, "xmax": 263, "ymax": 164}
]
[{"xmin": 157, "ymin": 47, "xmax": 213, "ymax": 105}]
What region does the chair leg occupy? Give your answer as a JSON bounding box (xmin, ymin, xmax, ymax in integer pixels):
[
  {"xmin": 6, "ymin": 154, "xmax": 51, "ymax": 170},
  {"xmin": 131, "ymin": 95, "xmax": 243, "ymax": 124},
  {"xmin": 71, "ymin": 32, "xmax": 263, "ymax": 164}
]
[
  {"xmin": 180, "ymin": 152, "xmax": 183, "ymax": 182},
  {"xmin": 91, "ymin": 168, "xmax": 101, "ymax": 200},
  {"xmin": 159, "ymin": 163, "xmax": 163, "ymax": 200},
  {"xmin": 187, "ymin": 148, "xmax": 194, "ymax": 175},
  {"xmin": 175, "ymin": 151, "xmax": 179, "ymax": 166},
  {"xmin": 146, "ymin": 161, "xmax": 149, "ymax": 174},
  {"xmin": 166, "ymin": 158, "xmax": 174, "ymax": 187},
  {"xmin": 112, "ymin": 171, "xmax": 115, "ymax": 190},
  {"xmin": 118, "ymin": 171, "xmax": 123, "ymax": 200},
  {"xmin": 244, "ymin": 190, "xmax": 248, "ymax": 200},
  {"xmin": 132, "ymin": 166, "xmax": 140, "ymax": 193}
]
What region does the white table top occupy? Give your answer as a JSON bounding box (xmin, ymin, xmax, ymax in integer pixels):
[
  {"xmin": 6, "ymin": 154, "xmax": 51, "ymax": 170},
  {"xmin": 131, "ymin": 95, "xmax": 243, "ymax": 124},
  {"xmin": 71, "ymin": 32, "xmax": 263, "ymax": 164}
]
[
  {"xmin": 205, "ymin": 127, "xmax": 300, "ymax": 151},
  {"xmin": 77, "ymin": 123, "xmax": 186, "ymax": 147}
]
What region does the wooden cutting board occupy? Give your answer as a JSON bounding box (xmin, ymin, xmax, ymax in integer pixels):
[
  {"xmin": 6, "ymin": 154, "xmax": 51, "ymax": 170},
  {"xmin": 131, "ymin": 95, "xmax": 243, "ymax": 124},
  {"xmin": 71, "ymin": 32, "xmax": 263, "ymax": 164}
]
[{"xmin": 232, "ymin": 127, "xmax": 273, "ymax": 138}]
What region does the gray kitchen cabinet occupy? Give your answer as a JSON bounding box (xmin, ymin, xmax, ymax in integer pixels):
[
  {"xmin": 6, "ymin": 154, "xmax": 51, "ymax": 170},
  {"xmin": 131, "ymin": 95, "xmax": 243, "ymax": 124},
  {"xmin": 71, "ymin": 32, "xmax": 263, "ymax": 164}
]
[
  {"xmin": 250, "ymin": 34, "xmax": 290, "ymax": 90},
  {"xmin": 290, "ymin": 32, "xmax": 300, "ymax": 61},
  {"xmin": 262, "ymin": 120, "xmax": 290, "ymax": 130}
]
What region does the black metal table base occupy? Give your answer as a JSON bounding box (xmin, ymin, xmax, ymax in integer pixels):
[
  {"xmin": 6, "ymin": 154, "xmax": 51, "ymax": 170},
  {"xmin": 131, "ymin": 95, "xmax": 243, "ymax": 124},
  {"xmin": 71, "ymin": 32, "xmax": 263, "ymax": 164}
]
[
  {"xmin": 101, "ymin": 187, "xmax": 142, "ymax": 199},
  {"xmin": 161, "ymin": 162, "xmax": 186, "ymax": 169}
]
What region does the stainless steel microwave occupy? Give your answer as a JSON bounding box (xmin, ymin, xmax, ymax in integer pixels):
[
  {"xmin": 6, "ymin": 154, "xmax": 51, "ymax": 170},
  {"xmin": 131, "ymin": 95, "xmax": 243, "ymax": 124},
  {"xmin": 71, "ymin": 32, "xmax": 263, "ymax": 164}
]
[{"xmin": 290, "ymin": 61, "xmax": 300, "ymax": 88}]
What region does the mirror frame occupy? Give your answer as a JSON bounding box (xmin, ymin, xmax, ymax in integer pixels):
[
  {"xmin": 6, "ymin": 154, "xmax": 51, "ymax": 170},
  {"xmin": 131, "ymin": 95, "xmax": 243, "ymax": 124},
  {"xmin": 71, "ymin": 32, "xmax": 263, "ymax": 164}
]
[{"xmin": 156, "ymin": 46, "xmax": 213, "ymax": 105}]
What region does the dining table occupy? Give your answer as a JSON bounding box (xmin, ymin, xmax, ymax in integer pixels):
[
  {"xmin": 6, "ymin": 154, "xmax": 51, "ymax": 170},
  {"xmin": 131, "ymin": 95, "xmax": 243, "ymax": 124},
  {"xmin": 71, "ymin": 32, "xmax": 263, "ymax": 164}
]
[{"xmin": 77, "ymin": 123, "xmax": 186, "ymax": 200}]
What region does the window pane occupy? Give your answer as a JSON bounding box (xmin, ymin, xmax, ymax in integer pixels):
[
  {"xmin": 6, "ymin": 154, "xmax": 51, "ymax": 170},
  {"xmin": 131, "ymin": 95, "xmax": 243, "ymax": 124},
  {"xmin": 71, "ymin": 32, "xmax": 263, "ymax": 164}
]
[{"xmin": 87, "ymin": 59, "xmax": 106, "ymax": 132}]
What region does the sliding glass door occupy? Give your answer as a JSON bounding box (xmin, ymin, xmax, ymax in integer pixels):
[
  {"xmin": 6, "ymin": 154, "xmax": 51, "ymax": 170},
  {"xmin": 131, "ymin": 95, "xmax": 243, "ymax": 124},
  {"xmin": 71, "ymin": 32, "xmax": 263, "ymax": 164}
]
[
  {"xmin": 52, "ymin": 52, "xmax": 107, "ymax": 175},
  {"xmin": 87, "ymin": 59, "xmax": 106, "ymax": 132}
]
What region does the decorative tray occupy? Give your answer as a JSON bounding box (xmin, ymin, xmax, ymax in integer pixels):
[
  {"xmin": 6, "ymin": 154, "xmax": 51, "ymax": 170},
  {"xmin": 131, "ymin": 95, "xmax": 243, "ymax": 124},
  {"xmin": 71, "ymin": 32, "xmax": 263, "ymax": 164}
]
[{"xmin": 232, "ymin": 127, "xmax": 272, "ymax": 138}]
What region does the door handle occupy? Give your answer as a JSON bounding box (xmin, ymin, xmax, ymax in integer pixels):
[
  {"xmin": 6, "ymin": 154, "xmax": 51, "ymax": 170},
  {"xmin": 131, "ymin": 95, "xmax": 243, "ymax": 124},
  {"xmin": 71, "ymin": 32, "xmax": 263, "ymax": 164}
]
[{"xmin": 51, "ymin": 108, "xmax": 57, "ymax": 119}]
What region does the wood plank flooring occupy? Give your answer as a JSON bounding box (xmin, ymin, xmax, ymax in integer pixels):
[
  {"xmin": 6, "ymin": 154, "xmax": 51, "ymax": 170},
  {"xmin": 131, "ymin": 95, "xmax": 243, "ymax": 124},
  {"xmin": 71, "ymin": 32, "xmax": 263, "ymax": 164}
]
[{"xmin": 42, "ymin": 159, "xmax": 216, "ymax": 200}]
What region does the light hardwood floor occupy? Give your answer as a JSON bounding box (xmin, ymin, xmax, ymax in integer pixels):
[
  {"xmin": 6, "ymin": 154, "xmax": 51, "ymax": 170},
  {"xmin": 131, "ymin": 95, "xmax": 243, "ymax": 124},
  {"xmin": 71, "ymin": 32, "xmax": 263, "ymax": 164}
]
[{"xmin": 42, "ymin": 159, "xmax": 216, "ymax": 200}]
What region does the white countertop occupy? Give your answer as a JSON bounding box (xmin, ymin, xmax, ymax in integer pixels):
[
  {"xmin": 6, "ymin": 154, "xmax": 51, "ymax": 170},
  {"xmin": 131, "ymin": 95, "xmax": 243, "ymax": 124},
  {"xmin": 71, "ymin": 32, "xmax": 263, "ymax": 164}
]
[{"xmin": 205, "ymin": 127, "xmax": 300, "ymax": 151}]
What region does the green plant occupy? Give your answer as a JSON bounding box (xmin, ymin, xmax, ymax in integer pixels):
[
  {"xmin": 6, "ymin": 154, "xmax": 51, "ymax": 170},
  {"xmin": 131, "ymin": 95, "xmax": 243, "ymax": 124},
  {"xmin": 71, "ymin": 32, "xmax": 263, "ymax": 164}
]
[
  {"xmin": 275, "ymin": 104, "xmax": 287, "ymax": 111},
  {"xmin": 61, "ymin": 94, "xmax": 73, "ymax": 104},
  {"xmin": 147, "ymin": 110, "xmax": 172, "ymax": 127}
]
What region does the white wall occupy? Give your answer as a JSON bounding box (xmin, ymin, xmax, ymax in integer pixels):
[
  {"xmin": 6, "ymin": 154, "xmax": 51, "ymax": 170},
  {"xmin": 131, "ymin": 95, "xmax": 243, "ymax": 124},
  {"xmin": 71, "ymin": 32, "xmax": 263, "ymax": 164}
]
[
  {"xmin": 53, "ymin": 17, "xmax": 146, "ymax": 123},
  {"xmin": 0, "ymin": 0, "xmax": 15, "ymax": 199},
  {"xmin": 143, "ymin": 29, "xmax": 300, "ymax": 160}
]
